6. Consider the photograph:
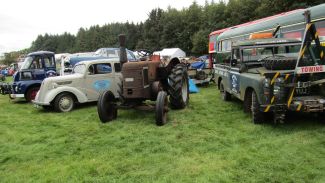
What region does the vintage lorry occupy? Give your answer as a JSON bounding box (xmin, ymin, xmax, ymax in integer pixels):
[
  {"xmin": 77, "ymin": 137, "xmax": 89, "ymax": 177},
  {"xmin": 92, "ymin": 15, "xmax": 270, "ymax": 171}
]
[
  {"xmin": 0, "ymin": 51, "xmax": 57, "ymax": 102},
  {"xmin": 33, "ymin": 59, "xmax": 121, "ymax": 112},
  {"xmin": 215, "ymin": 11, "xmax": 325, "ymax": 124}
]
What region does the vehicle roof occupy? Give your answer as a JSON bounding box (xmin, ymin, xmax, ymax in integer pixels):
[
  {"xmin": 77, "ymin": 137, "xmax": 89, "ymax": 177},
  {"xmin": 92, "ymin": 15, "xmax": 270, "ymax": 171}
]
[
  {"xmin": 209, "ymin": 8, "xmax": 303, "ymax": 36},
  {"xmin": 217, "ymin": 3, "xmax": 325, "ymax": 41},
  {"xmin": 76, "ymin": 58, "xmax": 121, "ymax": 66},
  {"xmin": 233, "ymin": 38, "xmax": 301, "ymax": 47},
  {"xmin": 96, "ymin": 48, "xmax": 133, "ymax": 52},
  {"xmin": 28, "ymin": 51, "xmax": 55, "ymax": 56}
]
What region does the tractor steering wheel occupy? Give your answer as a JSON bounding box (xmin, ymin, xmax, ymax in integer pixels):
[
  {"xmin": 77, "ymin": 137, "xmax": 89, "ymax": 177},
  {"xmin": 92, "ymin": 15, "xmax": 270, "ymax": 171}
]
[{"xmin": 136, "ymin": 49, "xmax": 152, "ymax": 57}]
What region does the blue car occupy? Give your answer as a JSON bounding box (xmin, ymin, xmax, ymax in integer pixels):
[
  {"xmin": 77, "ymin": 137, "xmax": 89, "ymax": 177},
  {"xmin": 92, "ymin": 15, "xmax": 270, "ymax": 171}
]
[
  {"xmin": 1, "ymin": 69, "xmax": 8, "ymax": 76},
  {"xmin": 65, "ymin": 48, "xmax": 137, "ymax": 70}
]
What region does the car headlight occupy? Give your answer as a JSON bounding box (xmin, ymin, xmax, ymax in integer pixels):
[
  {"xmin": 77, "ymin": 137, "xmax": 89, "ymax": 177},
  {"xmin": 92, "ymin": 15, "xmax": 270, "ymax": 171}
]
[
  {"xmin": 263, "ymin": 78, "xmax": 270, "ymax": 88},
  {"xmin": 273, "ymin": 85, "xmax": 280, "ymax": 96},
  {"xmin": 47, "ymin": 82, "xmax": 57, "ymax": 90},
  {"xmin": 273, "ymin": 77, "xmax": 284, "ymax": 100}
]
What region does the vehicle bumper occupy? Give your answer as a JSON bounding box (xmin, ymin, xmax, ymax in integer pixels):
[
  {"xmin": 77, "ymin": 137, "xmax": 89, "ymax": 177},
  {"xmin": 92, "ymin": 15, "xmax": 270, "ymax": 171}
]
[
  {"xmin": 33, "ymin": 91, "xmax": 50, "ymax": 106},
  {"xmin": 32, "ymin": 100, "xmax": 51, "ymax": 106},
  {"xmin": 261, "ymin": 96, "xmax": 325, "ymax": 113},
  {"xmin": 10, "ymin": 94, "xmax": 24, "ymax": 99}
]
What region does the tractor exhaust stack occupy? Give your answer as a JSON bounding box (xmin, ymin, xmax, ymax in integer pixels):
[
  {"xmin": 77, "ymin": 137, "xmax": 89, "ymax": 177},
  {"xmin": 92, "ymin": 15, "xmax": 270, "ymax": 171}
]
[{"xmin": 119, "ymin": 34, "xmax": 127, "ymax": 65}]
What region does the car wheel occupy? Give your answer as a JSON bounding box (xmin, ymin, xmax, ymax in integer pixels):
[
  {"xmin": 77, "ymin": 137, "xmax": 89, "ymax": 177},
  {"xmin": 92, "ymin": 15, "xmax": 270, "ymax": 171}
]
[
  {"xmin": 220, "ymin": 81, "xmax": 231, "ymax": 101},
  {"xmin": 244, "ymin": 90, "xmax": 252, "ymax": 113},
  {"xmin": 25, "ymin": 87, "xmax": 40, "ymax": 102},
  {"xmin": 252, "ymin": 91, "xmax": 264, "ymax": 124},
  {"xmin": 54, "ymin": 93, "xmax": 75, "ymax": 112}
]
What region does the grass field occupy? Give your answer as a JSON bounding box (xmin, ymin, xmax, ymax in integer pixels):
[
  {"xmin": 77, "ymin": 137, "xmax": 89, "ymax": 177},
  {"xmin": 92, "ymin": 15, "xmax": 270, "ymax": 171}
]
[{"xmin": 1, "ymin": 83, "xmax": 325, "ymax": 182}]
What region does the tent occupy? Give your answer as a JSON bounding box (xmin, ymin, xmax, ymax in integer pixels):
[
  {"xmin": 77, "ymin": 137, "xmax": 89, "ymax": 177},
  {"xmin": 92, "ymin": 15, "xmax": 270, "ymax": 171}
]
[{"xmin": 153, "ymin": 48, "xmax": 186, "ymax": 58}]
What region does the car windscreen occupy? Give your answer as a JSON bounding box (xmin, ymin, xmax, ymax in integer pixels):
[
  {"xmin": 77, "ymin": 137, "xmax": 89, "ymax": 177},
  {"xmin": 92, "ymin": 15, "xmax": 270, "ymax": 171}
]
[
  {"xmin": 20, "ymin": 56, "xmax": 34, "ymax": 70},
  {"xmin": 72, "ymin": 64, "xmax": 86, "ymax": 74},
  {"xmin": 20, "ymin": 56, "xmax": 44, "ymax": 70},
  {"xmin": 242, "ymin": 44, "xmax": 300, "ymax": 62}
]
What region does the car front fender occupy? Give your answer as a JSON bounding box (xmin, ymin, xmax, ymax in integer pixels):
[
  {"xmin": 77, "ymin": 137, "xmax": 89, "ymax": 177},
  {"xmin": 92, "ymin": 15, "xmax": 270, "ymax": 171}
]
[{"xmin": 44, "ymin": 86, "xmax": 88, "ymax": 104}]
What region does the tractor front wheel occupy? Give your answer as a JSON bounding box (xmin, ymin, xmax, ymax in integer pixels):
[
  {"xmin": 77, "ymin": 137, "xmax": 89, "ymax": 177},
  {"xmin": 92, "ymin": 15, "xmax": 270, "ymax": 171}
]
[
  {"xmin": 97, "ymin": 91, "xmax": 117, "ymax": 123},
  {"xmin": 155, "ymin": 91, "xmax": 168, "ymax": 126}
]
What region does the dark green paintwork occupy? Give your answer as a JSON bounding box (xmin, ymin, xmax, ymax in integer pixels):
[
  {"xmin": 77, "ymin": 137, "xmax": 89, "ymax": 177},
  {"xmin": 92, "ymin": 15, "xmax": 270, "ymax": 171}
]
[{"xmin": 217, "ymin": 3, "xmax": 325, "ymax": 41}]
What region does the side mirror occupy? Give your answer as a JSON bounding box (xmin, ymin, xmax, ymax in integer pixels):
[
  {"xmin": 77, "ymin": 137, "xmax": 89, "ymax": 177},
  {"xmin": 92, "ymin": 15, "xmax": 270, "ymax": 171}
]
[
  {"xmin": 64, "ymin": 62, "xmax": 71, "ymax": 67},
  {"xmin": 230, "ymin": 59, "xmax": 237, "ymax": 66},
  {"xmin": 239, "ymin": 64, "xmax": 247, "ymax": 73}
]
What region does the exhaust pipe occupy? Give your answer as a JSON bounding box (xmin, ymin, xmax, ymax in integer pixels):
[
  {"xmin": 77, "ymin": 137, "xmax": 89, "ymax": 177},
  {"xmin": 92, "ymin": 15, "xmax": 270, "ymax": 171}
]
[{"xmin": 119, "ymin": 34, "xmax": 127, "ymax": 66}]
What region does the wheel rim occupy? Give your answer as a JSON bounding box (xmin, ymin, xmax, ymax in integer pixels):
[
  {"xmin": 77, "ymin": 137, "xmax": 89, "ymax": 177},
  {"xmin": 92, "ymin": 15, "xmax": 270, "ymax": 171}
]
[
  {"xmin": 30, "ymin": 89, "xmax": 38, "ymax": 100},
  {"xmin": 59, "ymin": 96, "xmax": 73, "ymax": 111},
  {"xmin": 181, "ymin": 77, "xmax": 188, "ymax": 102}
]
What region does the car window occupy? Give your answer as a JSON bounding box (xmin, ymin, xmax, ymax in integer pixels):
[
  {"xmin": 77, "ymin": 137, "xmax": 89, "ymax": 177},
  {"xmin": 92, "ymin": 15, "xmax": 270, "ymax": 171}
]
[
  {"xmin": 30, "ymin": 57, "xmax": 43, "ymax": 69},
  {"xmin": 73, "ymin": 64, "xmax": 86, "ymax": 74},
  {"xmin": 97, "ymin": 63, "xmax": 112, "ymax": 74},
  {"xmin": 44, "ymin": 56, "xmax": 55, "ymax": 67},
  {"xmin": 89, "ymin": 63, "xmax": 112, "ymax": 75}
]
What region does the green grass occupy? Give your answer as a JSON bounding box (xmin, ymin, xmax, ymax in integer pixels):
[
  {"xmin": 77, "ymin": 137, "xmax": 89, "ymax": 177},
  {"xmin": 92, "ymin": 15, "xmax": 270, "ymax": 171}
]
[
  {"xmin": 2, "ymin": 75, "xmax": 13, "ymax": 83},
  {"xmin": 1, "ymin": 85, "xmax": 325, "ymax": 182}
]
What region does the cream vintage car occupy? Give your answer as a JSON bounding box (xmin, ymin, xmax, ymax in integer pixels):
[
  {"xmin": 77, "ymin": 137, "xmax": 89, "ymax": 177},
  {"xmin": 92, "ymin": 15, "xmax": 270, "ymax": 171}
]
[{"xmin": 33, "ymin": 59, "xmax": 122, "ymax": 112}]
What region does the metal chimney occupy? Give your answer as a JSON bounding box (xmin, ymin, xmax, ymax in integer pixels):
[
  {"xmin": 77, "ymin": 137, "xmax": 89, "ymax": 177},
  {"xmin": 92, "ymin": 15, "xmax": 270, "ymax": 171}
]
[{"xmin": 119, "ymin": 34, "xmax": 127, "ymax": 65}]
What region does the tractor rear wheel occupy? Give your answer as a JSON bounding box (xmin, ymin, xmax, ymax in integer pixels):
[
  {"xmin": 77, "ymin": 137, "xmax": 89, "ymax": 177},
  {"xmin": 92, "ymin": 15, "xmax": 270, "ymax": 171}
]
[
  {"xmin": 168, "ymin": 64, "xmax": 189, "ymax": 109},
  {"xmin": 155, "ymin": 91, "xmax": 168, "ymax": 126},
  {"xmin": 97, "ymin": 91, "xmax": 117, "ymax": 123}
]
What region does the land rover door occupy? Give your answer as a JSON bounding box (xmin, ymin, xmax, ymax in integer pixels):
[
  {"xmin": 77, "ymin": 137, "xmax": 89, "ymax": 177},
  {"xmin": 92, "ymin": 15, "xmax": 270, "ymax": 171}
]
[{"xmin": 227, "ymin": 47, "xmax": 241, "ymax": 98}]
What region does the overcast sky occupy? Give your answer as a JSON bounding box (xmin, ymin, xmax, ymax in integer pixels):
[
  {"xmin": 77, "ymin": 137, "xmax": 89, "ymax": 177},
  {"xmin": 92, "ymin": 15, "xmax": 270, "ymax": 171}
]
[{"xmin": 0, "ymin": 0, "xmax": 210, "ymax": 55}]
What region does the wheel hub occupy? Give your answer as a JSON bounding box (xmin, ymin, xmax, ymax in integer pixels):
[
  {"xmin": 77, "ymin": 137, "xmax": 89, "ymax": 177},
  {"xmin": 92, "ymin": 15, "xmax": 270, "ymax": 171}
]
[{"xmin": 59, "ymin": 97, "xmax": 72, "ymax": 110}]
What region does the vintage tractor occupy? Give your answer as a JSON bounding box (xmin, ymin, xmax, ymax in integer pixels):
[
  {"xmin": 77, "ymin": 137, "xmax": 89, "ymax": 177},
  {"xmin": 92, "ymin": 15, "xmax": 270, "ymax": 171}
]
[{"xmin": 97, "ymin": 35, "xmax": 189, "ymax": 126}]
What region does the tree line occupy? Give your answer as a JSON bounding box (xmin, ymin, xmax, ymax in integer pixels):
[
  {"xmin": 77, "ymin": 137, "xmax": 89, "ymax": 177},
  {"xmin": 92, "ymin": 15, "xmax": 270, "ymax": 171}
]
[{"xmin": 1, "ymin": 0, "xmax": 323, "ymax": 64}]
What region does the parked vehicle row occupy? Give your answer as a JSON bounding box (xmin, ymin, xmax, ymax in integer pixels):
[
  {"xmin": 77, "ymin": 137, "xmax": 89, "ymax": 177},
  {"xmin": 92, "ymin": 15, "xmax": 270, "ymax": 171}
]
[{"xmin": 2, "ymin": 8, "xmax": 325, "ymax": 126}]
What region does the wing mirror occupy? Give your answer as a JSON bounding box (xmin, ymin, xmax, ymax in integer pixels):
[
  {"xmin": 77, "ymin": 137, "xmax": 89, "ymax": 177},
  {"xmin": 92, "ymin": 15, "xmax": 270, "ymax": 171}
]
[{"xmin": 230, "ymin": 59, "xmax": 237, "ymax": 66}]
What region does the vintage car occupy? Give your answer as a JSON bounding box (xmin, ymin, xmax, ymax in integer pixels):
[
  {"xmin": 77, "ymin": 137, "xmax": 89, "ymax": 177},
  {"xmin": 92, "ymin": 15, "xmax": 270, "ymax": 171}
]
[{"xmin": 33, "ymin": 59, "xmax": 122, "ymax": 112}]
